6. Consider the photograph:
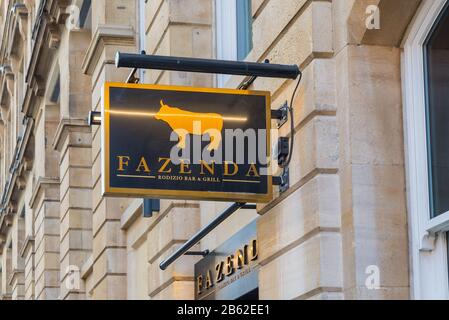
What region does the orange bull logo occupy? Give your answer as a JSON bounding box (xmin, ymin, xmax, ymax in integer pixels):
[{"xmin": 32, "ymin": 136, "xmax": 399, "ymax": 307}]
[{"xmin": 155, "ymin": 100, "xmax": 224, "ymax": 151}]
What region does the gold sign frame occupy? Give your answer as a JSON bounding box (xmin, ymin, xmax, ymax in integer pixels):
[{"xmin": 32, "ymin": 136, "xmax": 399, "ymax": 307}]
[{"xmin": 101, "ymin": 82, "xmax": 273, "ymax": 203}]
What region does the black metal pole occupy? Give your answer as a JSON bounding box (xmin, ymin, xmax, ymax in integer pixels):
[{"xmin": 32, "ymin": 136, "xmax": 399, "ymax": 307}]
[
  {"xmin": 184, "ymin": 250, "xmax": 210, "ymax": 257},
  {"xmin": 159, "ymin": 202, "xmax": 247, "ymax": 270},
  {"xmin": 115, "ymin": 52, "xmax": 301, "ymax": 80}
]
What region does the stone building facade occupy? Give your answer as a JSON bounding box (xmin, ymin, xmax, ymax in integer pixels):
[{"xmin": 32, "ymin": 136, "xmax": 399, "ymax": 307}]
[{"xmin": 0, "ymin": 0, "xmax": 448, "ymax": 300}]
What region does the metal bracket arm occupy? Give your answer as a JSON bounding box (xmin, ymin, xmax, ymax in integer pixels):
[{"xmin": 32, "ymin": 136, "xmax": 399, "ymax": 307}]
[
  {"xmin": 159, "ymin": 202, "xmax": 247, "ymax": 270},
  {"xmin": 272, "ymin": 168, "xmax": 290, "ymax": 194}
]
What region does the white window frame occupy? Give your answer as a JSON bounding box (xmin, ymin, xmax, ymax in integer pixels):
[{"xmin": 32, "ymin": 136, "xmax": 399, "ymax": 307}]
[
  {"xmin": 402, "ymin": 0, "xmax": 449, "ymax": 299},
  {"xmin": 138, "ymin": 0, "xmax": 147, "ymax": 82},
  {"xmin": 215, "ymin": 0, "xmax": 237, "ymax": 87}
]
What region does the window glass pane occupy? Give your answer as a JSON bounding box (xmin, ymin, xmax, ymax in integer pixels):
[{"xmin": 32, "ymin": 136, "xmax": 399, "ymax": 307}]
[
  {"xmin": 216, "ymin": 0, "xmax": 237, "ymax": 62},
  {"xmin": 79, "ymin": 0, "xmax": 92, "ymax": 29},
  {"xmin": 425, "ymin": 4, "xmax": 449, "ymax": 218},
  {"xmin": 447, "ymin": 232, "xmax": 449, "ymax": 283},
  {"xmin": 236, "ymin": 0, "xmax": 253, "ymax": 61}
]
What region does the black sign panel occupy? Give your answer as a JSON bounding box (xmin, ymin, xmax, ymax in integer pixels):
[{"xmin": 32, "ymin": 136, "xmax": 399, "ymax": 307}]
[
  {"xmin": 102, "ymin": 83, "xmax": 272, "ymax": 202},
  {"xmin": 194, "ymin": 220, "xmax": 259, "ymax": 300}
]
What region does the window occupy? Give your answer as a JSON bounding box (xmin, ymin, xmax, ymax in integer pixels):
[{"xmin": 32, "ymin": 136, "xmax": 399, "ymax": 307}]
[
  {"xmin": 403, "ymin": 0, "xmax": 449, "ymax": 299},
  {"xmin": 447, "ymin": 232, "xmax": 449, "ymax": 282},
  {"xmin": 79, "ymin": 0, "xmax": 92, "ymax": 29},
  {"xmin": 236, "ymin": 0, "xmax": 253, "ymax": 61},
  {"xmin": 424, "ymin": 3, "xmax": 449, "ymax": 218},
  {"xmin": 216, "ymin": 0, "xmax": 253, "ymax": 86}
]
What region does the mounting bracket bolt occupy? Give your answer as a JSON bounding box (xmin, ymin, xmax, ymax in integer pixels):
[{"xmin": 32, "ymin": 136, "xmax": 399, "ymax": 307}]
[{"xmin": 271, "ymin": 101, "xmax": 289, "ymax": 128}]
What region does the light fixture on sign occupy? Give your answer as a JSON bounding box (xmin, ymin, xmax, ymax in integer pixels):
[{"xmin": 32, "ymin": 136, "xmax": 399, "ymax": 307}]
[
  {"xmin": 88, "ymin": 111, "xmax": 102, "ymax": 126},
  {"xmin": 105, "ymin": 109, "xmax": 248, "ymax": 122}
]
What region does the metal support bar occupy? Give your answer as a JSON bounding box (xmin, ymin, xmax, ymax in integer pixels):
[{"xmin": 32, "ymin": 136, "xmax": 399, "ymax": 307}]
[
  {"xmin": 272, "ymin": 168, "xmax": 290, "ymax": 194},
  {"xmin": 116, "ymin": 52, "xmax": 301, "ymax": 80},
  {"xmin": 125, "ymin": 50, "xmax": 146, "ymax": 84},
  {"xmin": 238, "ymin": 59, "xmax": 270, "ymax": 90},
  {"xmin": 238, "ymin": 75, "xmax": 257, "ymax": 90},
  {"xmin": 159, "ymin": 202, "xmax": 247, "ymax": 270},
  {"xmin": 271, "ymin": 101, "xmax": 289, "ymax": 128},
  {"xmin": 125, "ymin": 68, "xmax": 139, "ymax": 84},
  {"xmin": 184, "ymin": 250, "xmax": 210, "ymax": 257}
]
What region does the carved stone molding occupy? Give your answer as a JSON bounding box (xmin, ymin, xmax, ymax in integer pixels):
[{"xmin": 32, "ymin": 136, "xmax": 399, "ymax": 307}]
[
  {"xmin": 23, "ymin": 158, "xmax": 33, "ymax": 172},
  {"xmin": 19, "ymin": 236, "xmax": 34, "ymax": 259},
  {"xmin": 419, "ymin": 232, "xmax": 437, "ymax": 252},
  {"xmin": 48, "ymin": 0, "xmax": 72, "ymax": 25},
  {"xmin": 16, "ymin": 177, "xmax": 26, "ymax": 190},
  {"xmin": 30, "ymin": 76, "xmax": 45, "ymax": 97},
  {"xmin": 4, "ymin": 215, "xmax": 13, "ymax": 227},
  {"xmin": 347, "ymin": 0, "xmax": 422, "ymax": 46},
  {"xmin": 0, "ymin": 105, "xmax": 9, "ymax": 123},
  {"xmin": 8, "ymin": 269, "xmax": 25, "ymax": 287},
  {"xmin": 6, "ymin": 202, "xmax": 17, "ymax": 215},
  {"xmin": 3, "ymin": 66, "xmax": 15, "ymax": 97},
  {"xmin": 82, "ymin": 24, "xmax": 136, "ymax": 76},
  {"xmin": 46, "ymin": 23, "xmax": 61, "ymax": 49},
  {"xmin": 12, "ymin": 3, "xmax": 29, "ymax": 40},
  {"xmin": 29, "ymin": 176, "xmax": 60, "ymax": 210},
  {"xmin": 51, "ymin": 118, "xmax": 91, "ymax": 152}
]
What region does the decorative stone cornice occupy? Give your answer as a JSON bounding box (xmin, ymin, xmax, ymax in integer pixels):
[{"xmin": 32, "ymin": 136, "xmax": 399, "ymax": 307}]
[
  {"xmin": 82, "ymin": 24, "xmax": 136, "ymax": 76},
  {"xmin": 0, "ymin": 105, "xmax": 9, "ymax": 123},
  {"xmin": 46, "ymin": 22, "xmax": 61, "ymax": 49},
  {"xmin": 0, "ymin": 75, "xmax": 7, "ymax": 108},
  {"xmin": 8, "ymin": 20, "xmax": 21, "ymax": 57},
  {"xmin": 4, "ymin": 65, "xmax": 15, "ymax": 97},
  {"xmin": 19, "ymin": 236, "xmax": 35, "ymax": 259},
  {"xmin": 6, "ymin": 201, "xmax": 17, "ymax": 215},
  {"xmin": 29, "ymin": 177, "xmax": 60, "ymax": 210},
  {"xmin": 23, "ymin": 158, "xmax": 33, "ymax": 172},
  {"xmin": 0, "ymin": 294, "xmax": 12, "ymax": 300},
  {"xmin": 16, "ymin": 177, "xmax": 26, "ymax": 190},
  {"xmin": 11, "ymin": 3, "xmax": 28, "ymax": 16},
  {"xmin": 48, "ymin": 0, "xmax": 72, "ymax": 25},
  {"xmin": 4, "ymin": 214, "xmax": 13, "ymax": 227},
  {"xmin": 348, "ymin": 0, "xmax": 421, "ymax": 47},
  {"xmin": 52, "ymin": 118, "xmax": 91, "ymax": 152},
  {"xmin": 80, "ymin": 254, "xmax": 94, "ymax": 280},
  {"xmin": 0, "ymin": 218, "xmax": 5, "ymax": 253},
  {"xmin": 20, "ymin": 1, "xmax": 74, "ymax": 117},
  {"xmin": 25, "ymin": 15, "xmax": 60, "ymax": 85},
  {"xmin": 11, "ymin": 3, "xmax": 29, "ymax": 39},
  {"xmin": 0, "ymin": 117, "xmax": 34, "ymax": 251},
  {"xmin": 30, "ymin": 75, "xmax": 45, "ymax": 97},
  {"xmin": 120, "ymin": 199, "xmax": 143, "ymax": 230},
  {"xmin": 21, "ymin": 76, "xmax": 45, "ymax": 117},
  {"xmin": 8, "ymin": 269, "xmax": 24, "ymax": 286}
]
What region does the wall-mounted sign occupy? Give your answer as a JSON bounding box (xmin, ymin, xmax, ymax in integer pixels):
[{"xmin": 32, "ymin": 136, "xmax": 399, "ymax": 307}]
[
  {"xmin": 101, "ymin": 82, "xmax": 272, "ymax": 202},
  {"xmin": 194, "ymin": 220, "xmax": 259, "ymax": 300}
]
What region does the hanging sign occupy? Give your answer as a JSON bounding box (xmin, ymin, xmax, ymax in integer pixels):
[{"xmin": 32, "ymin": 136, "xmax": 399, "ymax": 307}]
[
  {"xmin": 101, "ymin": 82, "xmax": 272, "ymax": 202},
  {"xmin": 194, "ymin": 220, "xmax": 259, "ymax": 300}
]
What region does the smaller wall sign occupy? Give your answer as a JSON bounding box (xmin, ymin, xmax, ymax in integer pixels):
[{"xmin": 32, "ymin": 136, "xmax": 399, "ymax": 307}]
[{"xmin": 194, "ymin": 220, "xmax": 259, "ymax": 300}]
